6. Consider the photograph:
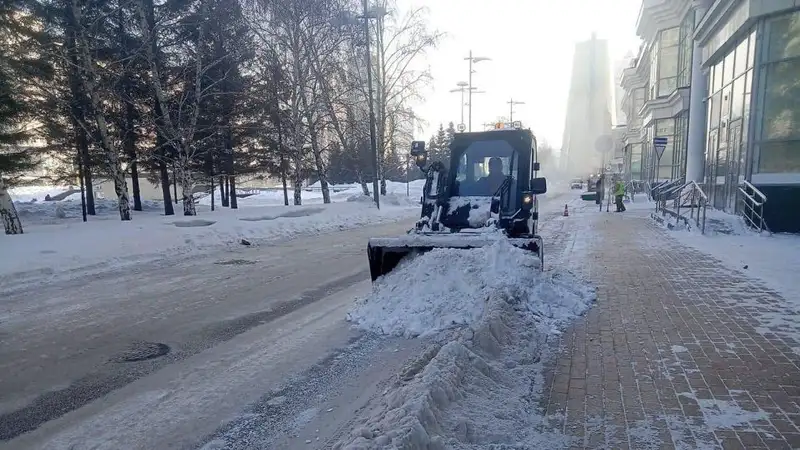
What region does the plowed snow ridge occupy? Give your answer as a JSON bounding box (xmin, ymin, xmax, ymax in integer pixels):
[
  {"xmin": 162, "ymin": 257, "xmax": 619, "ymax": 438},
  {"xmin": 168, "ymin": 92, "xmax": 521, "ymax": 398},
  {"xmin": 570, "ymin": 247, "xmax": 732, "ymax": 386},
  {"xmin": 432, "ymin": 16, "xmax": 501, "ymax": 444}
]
[{"xmin": 340, "ymin": 239, "xmax": 595, "ymax": 449}]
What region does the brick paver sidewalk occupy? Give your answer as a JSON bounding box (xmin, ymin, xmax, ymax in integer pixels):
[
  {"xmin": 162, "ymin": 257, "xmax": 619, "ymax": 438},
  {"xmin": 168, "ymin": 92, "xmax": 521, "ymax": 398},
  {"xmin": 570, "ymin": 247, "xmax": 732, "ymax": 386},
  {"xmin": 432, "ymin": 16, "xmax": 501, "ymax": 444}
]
[{"xmin": 540, "ymin": 204, "xmax": 800, "ymax": 450}]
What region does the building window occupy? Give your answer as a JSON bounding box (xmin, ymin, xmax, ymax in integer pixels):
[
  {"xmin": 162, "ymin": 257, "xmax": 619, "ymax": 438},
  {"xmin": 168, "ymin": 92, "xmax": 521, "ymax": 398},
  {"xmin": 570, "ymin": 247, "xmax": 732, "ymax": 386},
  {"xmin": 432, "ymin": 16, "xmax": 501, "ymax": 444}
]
[
  {"xmin": 654, "ymin": 118, "xmax": 676, "ymax": 180},
  {"xmin": 628, "ymin": 87, "xmax": 644, "ymax": 129},
  {"xmin": 673, "ymin": 112, "xmax": 689, "ymax": 179},
  {"xmin": 757, "ymin": 11, "xmax": 800, "ymax": 173},
  {"xmin": 658, "ymin": 27, "xmax": 680, "ymax": 97},
  {"xmin": 649, "ymin": 42, "xmax": 659, "ymax": 100},
  {"xmin": 704, "ymin": 27, "xmax": 755, "ymax": 206},
  {"xmin": 630, "ymin": 142, "xmax": 643, "ymax": 180},
  {"xmin": 677, "ymin": 10, "xmax": 695, "ymax": 87}
]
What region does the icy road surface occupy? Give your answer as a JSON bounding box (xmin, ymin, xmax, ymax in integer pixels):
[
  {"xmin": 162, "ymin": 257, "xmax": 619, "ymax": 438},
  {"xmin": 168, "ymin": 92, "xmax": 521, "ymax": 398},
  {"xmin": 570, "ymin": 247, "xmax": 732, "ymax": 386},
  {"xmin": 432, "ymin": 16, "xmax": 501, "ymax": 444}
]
[{"xmin": 0, "ymin": 220, "xmax": 429, "ymax": 450}]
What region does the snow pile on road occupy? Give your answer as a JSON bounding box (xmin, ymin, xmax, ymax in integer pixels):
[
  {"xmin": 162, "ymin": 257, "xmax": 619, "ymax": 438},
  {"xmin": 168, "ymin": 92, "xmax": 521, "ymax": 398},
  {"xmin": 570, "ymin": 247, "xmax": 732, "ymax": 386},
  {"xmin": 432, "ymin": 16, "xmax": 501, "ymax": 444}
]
[
  {"xmin": 347, "ymin": 239, "xmax": 593, "ymax": 338},
  {"xmin": 336, "ymin": 243, "xmax": 594, "ymax": 449}
]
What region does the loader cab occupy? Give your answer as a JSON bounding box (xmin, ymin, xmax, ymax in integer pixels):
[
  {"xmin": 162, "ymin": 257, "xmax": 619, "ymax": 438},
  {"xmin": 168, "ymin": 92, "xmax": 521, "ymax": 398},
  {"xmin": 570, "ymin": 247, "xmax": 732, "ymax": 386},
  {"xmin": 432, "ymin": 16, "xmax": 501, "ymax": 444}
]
[{"xmin": 437, "ymin": 129, "xmax": 547, "ymax": 233}]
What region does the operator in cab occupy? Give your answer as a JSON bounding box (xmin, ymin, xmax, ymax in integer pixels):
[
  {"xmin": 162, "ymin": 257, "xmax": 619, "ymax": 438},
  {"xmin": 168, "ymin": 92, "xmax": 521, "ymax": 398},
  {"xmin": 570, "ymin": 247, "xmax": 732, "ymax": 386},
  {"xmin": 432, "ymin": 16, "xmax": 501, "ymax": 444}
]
[{"xmin": 476, "ymin": 156, "xmax": 506, "ymax": 195}]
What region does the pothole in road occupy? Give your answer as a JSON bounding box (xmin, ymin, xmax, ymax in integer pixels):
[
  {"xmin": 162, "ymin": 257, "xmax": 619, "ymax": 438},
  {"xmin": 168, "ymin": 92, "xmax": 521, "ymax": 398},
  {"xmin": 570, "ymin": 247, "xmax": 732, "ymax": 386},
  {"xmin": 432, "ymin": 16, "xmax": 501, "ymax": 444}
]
[
  {"xmin": 215, "ymin": 259, "xmax": 258, "ymax": 266},
  {"xmin": 113, "ymin": 342, "xmax": 171, "ymax": 362}
]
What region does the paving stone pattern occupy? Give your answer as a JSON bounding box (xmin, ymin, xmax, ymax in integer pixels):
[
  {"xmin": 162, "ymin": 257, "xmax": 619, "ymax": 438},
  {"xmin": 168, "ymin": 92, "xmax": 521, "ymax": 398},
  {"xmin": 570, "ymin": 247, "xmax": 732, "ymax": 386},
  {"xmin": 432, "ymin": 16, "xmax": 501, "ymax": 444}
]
[{"xmin": 539, "ymin": 206, "xmax": 800, "ymax": 450}]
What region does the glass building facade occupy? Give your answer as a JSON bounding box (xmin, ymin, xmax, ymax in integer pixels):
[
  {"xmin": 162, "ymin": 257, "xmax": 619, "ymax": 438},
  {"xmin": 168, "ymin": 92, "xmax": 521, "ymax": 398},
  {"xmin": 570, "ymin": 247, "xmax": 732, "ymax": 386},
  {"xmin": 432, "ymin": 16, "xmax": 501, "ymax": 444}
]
[
  {"xmin": 625, "ymin": 1, "xmax": 800, "ymax": 232},
  {"xmin": 755, "ymin": 11, "xmax": 800, "ymax": 176},
  {"xmin": 704, "ymin": 29, "xmax": 755, "ymax": 210},
  {"xmin": 639, "ymin": 9, "xmax": 695, "ymax": 183}
]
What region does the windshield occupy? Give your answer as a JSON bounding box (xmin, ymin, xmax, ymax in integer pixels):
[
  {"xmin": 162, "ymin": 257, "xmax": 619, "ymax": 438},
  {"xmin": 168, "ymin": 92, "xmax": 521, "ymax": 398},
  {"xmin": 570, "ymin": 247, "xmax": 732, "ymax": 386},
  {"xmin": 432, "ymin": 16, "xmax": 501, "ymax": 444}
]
[{"xmin": 454, "ymin": 139, "xmax": 518, "ymax": 197}]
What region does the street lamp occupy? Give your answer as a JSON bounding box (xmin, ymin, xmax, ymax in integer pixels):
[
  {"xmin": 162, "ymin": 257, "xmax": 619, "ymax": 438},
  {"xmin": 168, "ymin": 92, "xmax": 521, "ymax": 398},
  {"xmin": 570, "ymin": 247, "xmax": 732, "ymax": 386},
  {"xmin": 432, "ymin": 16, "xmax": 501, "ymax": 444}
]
[
  {"xmin": 464, "ymin": 51, "xmax": 491, "ymax": 131},
  {"xmin": 448, "ymin": 81, "xmax": 468, "ymax": 127},
  {"xmin": 507, "ymin": 98, "xmax": 525, "ymax": 122},
  {"xmin": 449, "ymin": 82, "xmax": 485, "ymax": 129},
  {"xmin": 355, "ymin": 0, "xmax": 388, "ymax": 209}
]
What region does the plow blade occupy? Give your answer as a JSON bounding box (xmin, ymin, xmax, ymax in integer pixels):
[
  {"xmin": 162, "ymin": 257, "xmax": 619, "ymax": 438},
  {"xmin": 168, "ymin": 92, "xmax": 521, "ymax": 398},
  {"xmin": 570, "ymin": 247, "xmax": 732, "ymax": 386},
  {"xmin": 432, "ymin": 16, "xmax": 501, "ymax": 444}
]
[{"xmin": 367, "ymin": 234, "xmax": 543, "ymax": 282}]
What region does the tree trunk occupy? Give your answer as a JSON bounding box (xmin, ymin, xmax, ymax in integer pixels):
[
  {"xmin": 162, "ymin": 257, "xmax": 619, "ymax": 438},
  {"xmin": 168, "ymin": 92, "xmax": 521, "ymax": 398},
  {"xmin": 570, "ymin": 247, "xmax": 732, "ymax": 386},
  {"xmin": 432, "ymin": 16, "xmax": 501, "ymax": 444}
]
[
  {"xmin": 281, "ymin": 171, "xmax": 289, "ymax": 206},
  {"xmin": 280, "ymin": 156, "xmax": 289, "ymax": 206},
  {"xmin": 66, "ymin": 27, "xmax": 95, "ymax": 216},
  {"xmin": 70, "ymin": 0, "xmax": 130, "ymax": 221},
  {"xmin": 159, "ymin": 159, "xmax": 174, "ymax": 215},
  {"xmin": 210, "ymin": 178, "xmax": 215, "ymax": 211},
  {"xmin": 78, "ymin": 129, "xmax": 95, "ymax": 215},
  {"xmin": 124, "ymin": 102, "xmax": 142, "ymax": 211},
  {"xmin": 307, "ymin": 130, "xmax": 330, "ymax": 204},
  {"xmin": 120, "ymin": 9, "xmax": 141, "ymax": 212},
  {"xmin": 356, "ymin": 167, "xmax": 370, "ymax": 196},
  {"xmin": 220, "ymin": 176, "xmax": 229, "ymax": 207},
  {"xmin": 229, "ymin": 176, "xmax": 238, "ymax": 209},
  {"xmin": 172, "ymin": 162, "xmax": 178, "ymax": 204},
  {"xmin": 0, "ymin": 179, "xmax": 23, "ymax": 235},
  {"xmin": 293, "ymin": 158, "xmax": 303, "ymax": 206},
  {"xmin": 177, "ymin": 153, "xmax": 195, "ymax": 216}
]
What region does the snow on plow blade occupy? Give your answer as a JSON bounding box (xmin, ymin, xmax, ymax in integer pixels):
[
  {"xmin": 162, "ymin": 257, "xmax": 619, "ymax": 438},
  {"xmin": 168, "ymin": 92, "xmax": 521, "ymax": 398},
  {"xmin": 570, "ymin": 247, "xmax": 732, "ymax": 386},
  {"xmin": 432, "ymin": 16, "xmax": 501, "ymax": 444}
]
[{"xmin": 367, "ymin": 233, "xmax": 543, "ymax": 281}]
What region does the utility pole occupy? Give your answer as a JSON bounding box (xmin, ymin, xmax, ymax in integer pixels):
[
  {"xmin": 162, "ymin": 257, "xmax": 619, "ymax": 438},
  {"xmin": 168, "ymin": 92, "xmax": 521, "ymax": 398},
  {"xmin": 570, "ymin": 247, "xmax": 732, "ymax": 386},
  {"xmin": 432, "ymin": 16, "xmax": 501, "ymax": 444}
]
[
  {"xmin": 464, "ymin": 51, "xmax": 491, "ymax": 131},
  {"xmin": 508, "ymin": 98, "xmax": 525, "ymax": 122},
  {"xmin": 361, "ymin": 0, "xmax": 380, "ymax": 209}
]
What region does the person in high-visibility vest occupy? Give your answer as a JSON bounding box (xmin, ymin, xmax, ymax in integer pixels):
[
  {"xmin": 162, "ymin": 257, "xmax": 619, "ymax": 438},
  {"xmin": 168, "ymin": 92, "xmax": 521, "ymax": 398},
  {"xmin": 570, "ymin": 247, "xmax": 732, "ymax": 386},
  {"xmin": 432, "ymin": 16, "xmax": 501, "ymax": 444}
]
[{"xmin": 613, "ymin": 177, "xmax": 626, "ymax": 212}]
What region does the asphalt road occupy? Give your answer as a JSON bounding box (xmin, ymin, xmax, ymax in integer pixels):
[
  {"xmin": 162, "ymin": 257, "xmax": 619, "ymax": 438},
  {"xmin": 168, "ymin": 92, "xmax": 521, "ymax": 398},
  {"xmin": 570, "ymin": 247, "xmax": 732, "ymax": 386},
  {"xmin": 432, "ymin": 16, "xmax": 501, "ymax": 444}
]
[
  {"xmin": 0, "ymin": 219, "xmax": 419, "ymax": 449},
  {"xmin": 0, "ymin": 191, "xmax": 572, "ymax": 449}
]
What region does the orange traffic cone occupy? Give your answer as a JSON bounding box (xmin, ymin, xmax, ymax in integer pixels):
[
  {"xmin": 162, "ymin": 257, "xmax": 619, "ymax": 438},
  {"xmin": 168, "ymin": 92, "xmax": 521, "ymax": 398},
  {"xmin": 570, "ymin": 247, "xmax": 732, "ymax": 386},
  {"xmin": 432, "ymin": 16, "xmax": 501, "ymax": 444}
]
[{"xmin": 563, "ymin": 204, "xmax": 569, "ymax": 217}]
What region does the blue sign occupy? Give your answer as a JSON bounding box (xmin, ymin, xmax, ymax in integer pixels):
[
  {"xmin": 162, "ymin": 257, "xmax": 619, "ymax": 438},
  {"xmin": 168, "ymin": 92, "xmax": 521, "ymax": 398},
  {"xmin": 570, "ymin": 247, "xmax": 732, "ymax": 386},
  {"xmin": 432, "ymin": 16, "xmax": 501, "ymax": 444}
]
[{"xmin": 653, "ymin": 136, "xmax": 668, "ymax": 160}]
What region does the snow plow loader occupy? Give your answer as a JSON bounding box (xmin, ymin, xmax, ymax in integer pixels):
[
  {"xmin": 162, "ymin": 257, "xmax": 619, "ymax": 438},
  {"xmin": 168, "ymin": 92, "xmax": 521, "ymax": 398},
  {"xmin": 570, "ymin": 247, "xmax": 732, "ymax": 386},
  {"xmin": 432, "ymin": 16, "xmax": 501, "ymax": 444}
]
[{"xmin": 367, "ymin": 123, "xmax": 548, "ymax": 281}]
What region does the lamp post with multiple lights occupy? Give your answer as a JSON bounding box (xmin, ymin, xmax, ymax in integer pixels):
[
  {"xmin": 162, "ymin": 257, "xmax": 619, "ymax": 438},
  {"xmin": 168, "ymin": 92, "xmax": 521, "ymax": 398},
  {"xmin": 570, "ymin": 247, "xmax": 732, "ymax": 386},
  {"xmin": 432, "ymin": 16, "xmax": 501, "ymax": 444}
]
[
  {"xmin": 507, "ymin": 98, "xmax": 525, "ymax": 122},
  {"xmin": 464, "ymin": 51, "xmax": 491, "ymax": 131}
]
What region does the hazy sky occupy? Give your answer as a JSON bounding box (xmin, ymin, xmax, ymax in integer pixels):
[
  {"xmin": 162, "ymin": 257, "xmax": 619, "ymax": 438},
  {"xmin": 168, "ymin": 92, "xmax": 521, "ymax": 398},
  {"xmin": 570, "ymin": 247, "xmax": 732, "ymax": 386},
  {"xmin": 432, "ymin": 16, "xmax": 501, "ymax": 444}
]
[{"xmin": 398, "ymin": 0, "xmax": 643, "ymax": 149}]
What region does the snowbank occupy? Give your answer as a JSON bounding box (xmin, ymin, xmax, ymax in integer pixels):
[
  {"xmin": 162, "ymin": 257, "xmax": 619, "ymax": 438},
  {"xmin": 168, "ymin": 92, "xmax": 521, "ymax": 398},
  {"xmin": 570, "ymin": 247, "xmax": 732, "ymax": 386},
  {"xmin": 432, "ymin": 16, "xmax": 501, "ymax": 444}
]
[
  {"xmin": 348, "ymin": 239, "xmax": 592, "ymax": 338},
  {"xmin": 336, "ymin": 240, "xmax": 594, "ymax": 449},
  {"xmin": 0, "ymin": 201, "xmax": 417, "ymax": 280},
  {"xmin": 195, "ymin": 180, "xmax": 426, "ymax": 208}
]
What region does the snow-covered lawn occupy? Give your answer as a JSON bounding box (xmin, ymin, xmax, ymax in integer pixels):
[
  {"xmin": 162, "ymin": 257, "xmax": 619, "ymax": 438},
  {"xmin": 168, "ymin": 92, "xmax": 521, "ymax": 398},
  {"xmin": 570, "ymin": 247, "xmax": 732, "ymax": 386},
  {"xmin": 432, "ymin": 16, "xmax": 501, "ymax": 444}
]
[{"xmin": 2, "ymin": 181, "xmax": 424, "ymax": 279}]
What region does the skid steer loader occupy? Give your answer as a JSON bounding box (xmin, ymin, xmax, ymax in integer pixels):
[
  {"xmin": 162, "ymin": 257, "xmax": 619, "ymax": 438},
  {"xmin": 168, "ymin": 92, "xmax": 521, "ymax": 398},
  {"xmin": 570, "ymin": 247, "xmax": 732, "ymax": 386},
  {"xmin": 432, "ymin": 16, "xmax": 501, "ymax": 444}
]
[{"xmin": 367, "ymin": 123, "xmax": 548, "ymax": 281}]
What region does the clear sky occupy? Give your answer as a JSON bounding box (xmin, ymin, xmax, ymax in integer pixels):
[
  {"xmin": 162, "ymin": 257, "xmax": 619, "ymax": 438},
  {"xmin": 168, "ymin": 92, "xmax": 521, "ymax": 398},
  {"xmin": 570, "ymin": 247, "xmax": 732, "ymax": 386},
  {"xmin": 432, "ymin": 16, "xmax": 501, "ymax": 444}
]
[{"xmin": 400, "ymin": 0, "xmax": 643, "ymax": 149}]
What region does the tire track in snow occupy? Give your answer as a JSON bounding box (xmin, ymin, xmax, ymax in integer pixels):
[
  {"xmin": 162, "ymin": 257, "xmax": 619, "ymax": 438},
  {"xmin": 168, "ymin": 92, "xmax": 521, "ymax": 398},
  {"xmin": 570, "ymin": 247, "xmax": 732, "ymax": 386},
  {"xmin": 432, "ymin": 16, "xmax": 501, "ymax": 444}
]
[{"xmin": 0, "ymin": 270, "xmax": 367, "ymax": 442}]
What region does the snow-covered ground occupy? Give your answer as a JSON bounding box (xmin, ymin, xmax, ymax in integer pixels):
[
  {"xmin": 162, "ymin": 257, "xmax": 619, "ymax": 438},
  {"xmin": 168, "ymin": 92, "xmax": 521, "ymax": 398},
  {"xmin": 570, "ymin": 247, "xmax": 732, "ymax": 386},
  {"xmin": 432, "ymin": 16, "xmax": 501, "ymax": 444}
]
[
  {"xmin": 640, "ymin": 198, "xmax": 800, "ymax": 303},
  {"xmin": 329, "ymin": 194, "xmax": 597, "ymax": 449},
  {"xmin": 2, "ymin": 181, "xmax": 424, "ymax": 280}
]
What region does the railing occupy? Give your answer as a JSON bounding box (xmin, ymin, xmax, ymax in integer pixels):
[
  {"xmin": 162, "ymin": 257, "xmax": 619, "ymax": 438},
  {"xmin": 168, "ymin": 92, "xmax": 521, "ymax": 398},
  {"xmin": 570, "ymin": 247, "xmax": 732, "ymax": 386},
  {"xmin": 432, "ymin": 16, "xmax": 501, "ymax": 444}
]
[
  {"xmin": 652, "ymin": 178, "xmax": 685, "ymax": 208},
  {"xmin": 652, "ymin": 179, "xmax": 708, "ymax": 234},
  {"xmin": 738, "ymin": 181, "xmax": 770, "ymax": 233},
  {"xmin": 674, "ymin": 181, "xmax": 708, "ymax": 234},
  {"xmin": 625, "ymin": 180, "xmax": 636, "ymax": 202}
]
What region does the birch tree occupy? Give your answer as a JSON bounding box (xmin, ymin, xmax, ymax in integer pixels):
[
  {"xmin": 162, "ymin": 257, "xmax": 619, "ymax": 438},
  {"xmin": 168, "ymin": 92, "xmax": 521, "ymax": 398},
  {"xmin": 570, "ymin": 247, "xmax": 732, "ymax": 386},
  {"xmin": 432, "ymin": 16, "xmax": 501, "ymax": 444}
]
[
  {"xmin": 137, "ymin": 0, "xmax": 233, "ymax": 215},
  {"xmin": 68, "ymin": 0, "xmax": 131, "ymax": 220},
  {"xmin": 370, "ymin": 0, "xmax": 441, "ymax": 194}
]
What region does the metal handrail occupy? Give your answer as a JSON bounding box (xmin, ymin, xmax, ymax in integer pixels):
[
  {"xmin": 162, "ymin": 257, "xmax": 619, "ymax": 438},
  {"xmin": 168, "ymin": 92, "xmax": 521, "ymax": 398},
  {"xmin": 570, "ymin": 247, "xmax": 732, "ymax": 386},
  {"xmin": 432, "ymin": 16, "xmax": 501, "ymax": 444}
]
[
  {"xmin": 624, "ymin": 180, "xmax": 636, "ymax": 202},
  {"xmin": 673, "ymin": 181, "xmax": 708, "ymax": 234},
  {"xmin": 652, "ymin": 178, "xmax": 685, "ymax": 212},
  {"xmin": 738, "ymin": 181, "xmax": 770, "ymax": 233}
]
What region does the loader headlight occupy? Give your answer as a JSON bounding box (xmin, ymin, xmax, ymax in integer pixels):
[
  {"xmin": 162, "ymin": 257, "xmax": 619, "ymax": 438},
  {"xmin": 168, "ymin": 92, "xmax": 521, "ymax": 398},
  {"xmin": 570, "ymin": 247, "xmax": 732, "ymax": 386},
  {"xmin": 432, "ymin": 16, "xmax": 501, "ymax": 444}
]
[{"xmin": 521, "ymin": 192, "xmax": 533, "ymax": 210}]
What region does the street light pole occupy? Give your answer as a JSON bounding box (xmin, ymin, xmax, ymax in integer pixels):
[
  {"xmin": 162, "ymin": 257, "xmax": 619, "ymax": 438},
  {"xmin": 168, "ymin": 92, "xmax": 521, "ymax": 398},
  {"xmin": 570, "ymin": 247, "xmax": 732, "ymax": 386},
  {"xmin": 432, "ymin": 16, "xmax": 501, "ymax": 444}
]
[
  {"xmin": 508, "ymin": 98, "xmax": 525, "ymax": 122},
  {"xmin": 361, "ymin": 0, "xmax": 380, "ymax": 209},
  {"xmin": 449, "ymin": 81, "xmax": 468, "ymax": 127},
  {"xmin": 468, "ymin": 50, "xmax": 473, "ymax": 131},
  {"xmin": 464, "ymin": 51, "xmax": 491, "ymax": 132}
]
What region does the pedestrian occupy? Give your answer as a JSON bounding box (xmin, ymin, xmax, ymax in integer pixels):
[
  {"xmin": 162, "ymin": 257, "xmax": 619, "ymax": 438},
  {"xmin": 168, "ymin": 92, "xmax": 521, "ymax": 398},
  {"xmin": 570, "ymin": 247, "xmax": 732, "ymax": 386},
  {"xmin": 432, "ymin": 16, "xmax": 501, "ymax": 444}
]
[
  {"xmin": 614, "ymin": 177, "xmax": 626, "ymax": 212},
  {"xmin": 595, "ymin": 176, "xmax": 603, "ymax": 206}
]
